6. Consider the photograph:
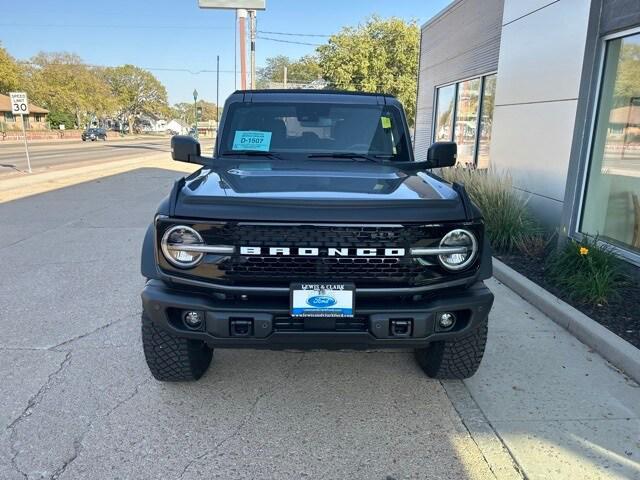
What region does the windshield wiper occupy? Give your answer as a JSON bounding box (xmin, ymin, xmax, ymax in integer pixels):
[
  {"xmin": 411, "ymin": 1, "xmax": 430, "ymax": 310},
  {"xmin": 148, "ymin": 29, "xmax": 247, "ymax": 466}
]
[
  {"xmin": 220, "ymin": 151, "xmax": 282, "ymax": 159},
  {"xmin": 307, "ymin": 152, "xmax": 386, "ymax": 164}
]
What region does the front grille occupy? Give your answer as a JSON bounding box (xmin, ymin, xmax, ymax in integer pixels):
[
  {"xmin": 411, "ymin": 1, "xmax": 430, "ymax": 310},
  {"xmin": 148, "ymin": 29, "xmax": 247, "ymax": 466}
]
[
  {"xmin": 220, "ymin": 256, "xmax": 425, "ymax": 282},
  {"xmin": 198, "ymin": 224, "xmax": 440, "ymax": 249},
  {"xmin": 157, "ymin": 220, "xmax": 482, "ymax": 289}
]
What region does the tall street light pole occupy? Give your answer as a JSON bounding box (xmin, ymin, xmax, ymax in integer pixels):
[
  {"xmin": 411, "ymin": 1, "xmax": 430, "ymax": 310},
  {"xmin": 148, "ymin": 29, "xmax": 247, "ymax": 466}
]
[
  {"xmin": 196, "ymin": 1, "xmax": 266, "ymax": 91},
  {"xmin": 193, "ymin": 89, "xmax": 199, "ymax": 139},
  {"xmin": 216, "ymin": 55, "xmax": 220, "ymax": 124}
]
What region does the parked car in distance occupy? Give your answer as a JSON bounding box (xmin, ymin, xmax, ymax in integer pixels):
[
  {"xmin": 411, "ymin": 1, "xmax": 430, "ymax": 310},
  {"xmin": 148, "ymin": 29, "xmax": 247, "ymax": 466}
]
[{"xmin": 82, "ymin": 128, "xmax": 107, "ymax": 141}]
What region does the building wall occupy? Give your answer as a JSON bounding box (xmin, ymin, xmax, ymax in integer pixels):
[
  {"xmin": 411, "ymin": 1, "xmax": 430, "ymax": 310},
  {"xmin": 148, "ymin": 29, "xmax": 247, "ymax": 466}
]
[
  {"xmin": 413, "ymin": 0, "xmax": 503, "ymax": 161},
  {"xmin": 1, "ymin": 112, "xmax": 48, "ymax": 131},
  {"xmin": 489, "ymin": 0, "xmax": 591, "ymax": 225},
  {"xmin": 561, "ymin": 0, "xmax": 640, "ymax": 265}
]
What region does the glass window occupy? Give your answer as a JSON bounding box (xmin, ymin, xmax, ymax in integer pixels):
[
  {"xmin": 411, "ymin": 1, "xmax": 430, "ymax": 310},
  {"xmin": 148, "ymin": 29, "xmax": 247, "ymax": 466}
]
[
  {"xmin": 220, "ymin": 102, "xmax": 412, "ymax": 162},
  {"xmin": 453, "ymin": 78, "xmax": 481, "ymax": 167},
  {"xmin": 434, "ymin": 84, "xmax": 456, "ymax": 141},
  {"xmin": 4, "ymin": 112, "xmax": 15, "ymax": 122},
  {"xmin": 580, "ymin": 32, "xmax": 640, "ymax": 254},
  {"xmin": 477, "ymin": 75, "xmax": 497, "ymax": 169}
]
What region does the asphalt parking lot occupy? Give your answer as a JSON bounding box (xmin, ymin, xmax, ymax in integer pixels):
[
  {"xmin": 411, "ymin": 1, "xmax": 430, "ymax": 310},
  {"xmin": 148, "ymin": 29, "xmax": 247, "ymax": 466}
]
[{"xmin": 1, "ymin": 156, "xmax": 639, "ymax": 479}]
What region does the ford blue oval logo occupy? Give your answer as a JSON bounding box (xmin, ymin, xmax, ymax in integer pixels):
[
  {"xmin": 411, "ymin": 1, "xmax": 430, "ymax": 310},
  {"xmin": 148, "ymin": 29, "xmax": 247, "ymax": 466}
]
[{"xmin": 307, "ymin": 295, "xmax": 336, "ymax": 308}]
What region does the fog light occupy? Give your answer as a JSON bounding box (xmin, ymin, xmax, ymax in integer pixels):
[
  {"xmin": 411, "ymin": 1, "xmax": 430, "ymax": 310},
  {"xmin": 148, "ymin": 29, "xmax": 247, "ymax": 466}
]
[
  {"xmin": 183, "ymin": 311, "xmax": 203, "ymax": 329},
  {"xmin": 438, "ymin": 312, "xmax": 456, "ymax": 329}
]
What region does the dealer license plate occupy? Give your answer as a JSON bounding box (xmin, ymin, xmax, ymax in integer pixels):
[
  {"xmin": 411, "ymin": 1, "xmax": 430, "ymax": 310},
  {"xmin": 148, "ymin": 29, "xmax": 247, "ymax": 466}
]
[{"xmin": 290, "ymin": 283, "xmax": 355, "ymax": 317}]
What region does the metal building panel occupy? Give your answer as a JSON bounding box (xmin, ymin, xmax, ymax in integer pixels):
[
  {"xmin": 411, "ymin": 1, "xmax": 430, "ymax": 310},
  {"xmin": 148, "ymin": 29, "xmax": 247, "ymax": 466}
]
[
  {"xmin": 414, "ymin": 0, "xmax": 504, "ymax": 161},
  {"xmin": 502, "ymin": 0, "xmax": 557, "ymax": 25},
  {"xmin": 494, "ymin": 0, "xmax": 591, "ymax": 106},
  {"xmin": 490, "ymin": 100, "xmax": 579, "ymax": 204}
]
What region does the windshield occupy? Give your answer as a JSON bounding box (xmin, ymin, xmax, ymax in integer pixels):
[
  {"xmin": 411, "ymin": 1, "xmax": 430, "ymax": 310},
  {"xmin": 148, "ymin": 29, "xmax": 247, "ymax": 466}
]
[{"xmin": 219, "ymin": 101, "xmax": 412, "ymax": 162}]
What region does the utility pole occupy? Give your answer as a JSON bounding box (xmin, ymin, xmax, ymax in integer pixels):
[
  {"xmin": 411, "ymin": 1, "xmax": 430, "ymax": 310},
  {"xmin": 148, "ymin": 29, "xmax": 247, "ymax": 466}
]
[
  {"xmin": 197, "ymin": 2, "xmax": 265, "ymax": 90},
  {"xmin": 193, "ymin": 89, "xmax": 199, "ymax": 139},
  {"xmin": 234, "ymin": 12, "xmax": 237, "ymax": 91},
  {"xmin": 216, "ymin": 55, "xmax": 220, "ymax": 125},
  {"xmin": 249, "ymin": 9, "xmax": 256, "ymax": 89},
  {"xmin": 283, "ymin": 66, "xmax": 288, "ymax": 88},
  {"xmin": 237, "ymin": 9, "xmax": 247, "ymax": 90}
]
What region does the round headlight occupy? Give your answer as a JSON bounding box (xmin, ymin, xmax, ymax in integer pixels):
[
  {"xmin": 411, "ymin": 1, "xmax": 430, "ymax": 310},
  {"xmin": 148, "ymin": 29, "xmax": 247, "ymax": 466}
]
[
  {"xmin": 161, "ymin": 225, "xmax": 204, "ymax": 268},
  {"xmin": 438, "ymin": 229, "xmax": 478, "ymax": 271}
]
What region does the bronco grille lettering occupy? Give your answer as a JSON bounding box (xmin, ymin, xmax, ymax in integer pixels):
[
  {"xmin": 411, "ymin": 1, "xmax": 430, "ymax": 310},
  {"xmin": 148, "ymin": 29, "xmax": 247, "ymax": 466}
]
[{"xmin": 239, "ymin": 247, "xmax": 406, "ymax": 257}]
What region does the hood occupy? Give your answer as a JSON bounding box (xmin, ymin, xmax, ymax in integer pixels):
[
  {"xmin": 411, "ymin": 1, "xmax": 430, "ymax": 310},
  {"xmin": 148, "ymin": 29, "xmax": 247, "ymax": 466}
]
[{"xmin": 172, "ymin": 160, "xmax": 468, "ymax": 222}]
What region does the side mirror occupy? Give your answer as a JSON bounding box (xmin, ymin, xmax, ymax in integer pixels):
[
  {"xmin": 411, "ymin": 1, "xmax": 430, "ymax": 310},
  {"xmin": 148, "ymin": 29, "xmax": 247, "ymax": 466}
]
[
  {"xmin": 171, "ymin": 135, "xmax": 202, "ymax": 164},
  {"xmin": 426, "ymin": 141, "xmax": 457, "ymax": 168}
]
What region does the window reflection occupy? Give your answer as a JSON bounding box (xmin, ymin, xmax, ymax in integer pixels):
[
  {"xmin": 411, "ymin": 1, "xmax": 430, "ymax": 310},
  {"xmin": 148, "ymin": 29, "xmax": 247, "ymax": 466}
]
[
  {"xmin": 434, "ymin": 84, "xmax": 455, "ymax": 141},
  {"xmin": 433, "ymin": 75, "xmax": 496, "ymax": 167},
  {"xmin": 477, "ymin": 75, "xmax": 496, "ymax": 169},
  {"xmin": 454, "ymin": 78, "xmax": 481, "ymax": 167},
  {"xmin": 581, "ymin": 32, "xmax": 640, "ymax": 253}
]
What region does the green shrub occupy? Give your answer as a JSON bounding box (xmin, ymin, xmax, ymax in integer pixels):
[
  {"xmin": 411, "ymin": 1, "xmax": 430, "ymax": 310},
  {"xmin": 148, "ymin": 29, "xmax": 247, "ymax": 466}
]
[
  {"xmin": 515, "ymin": 232, "xmax": 550, "ymax": 258},
  {"xmin": 546, "ymin": 236, "xmax": 627, "ymax": 305},
  {"xmin": 440, "ymin": 168, "xmax": 538, "ymax": 253}
]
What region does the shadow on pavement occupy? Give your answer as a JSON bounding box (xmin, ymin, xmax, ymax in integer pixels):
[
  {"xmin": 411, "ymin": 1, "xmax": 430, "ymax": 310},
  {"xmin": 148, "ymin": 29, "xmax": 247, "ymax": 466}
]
[{"xmin": 0, "ymin": 167, "xmax": 638, "ymax": 479}]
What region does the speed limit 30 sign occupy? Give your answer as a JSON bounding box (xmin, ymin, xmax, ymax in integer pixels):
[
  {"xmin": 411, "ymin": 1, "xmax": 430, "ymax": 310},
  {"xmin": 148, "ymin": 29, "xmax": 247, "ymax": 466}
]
[
  {"xmin": 10, "ymin": 92, "xmax": 33, "ymax": 173},
  {"xmin": 9, "ymin": 92, "xmax": 30, "ymax": 115}
]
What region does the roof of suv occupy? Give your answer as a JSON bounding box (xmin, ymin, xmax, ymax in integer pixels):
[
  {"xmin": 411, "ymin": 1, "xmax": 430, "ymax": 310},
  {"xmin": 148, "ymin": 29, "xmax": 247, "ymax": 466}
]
[
  {"xmin": 234, "ymin": 89, "xmax": 392, "ymax": 97},
  {"xmin": 230, "ymin": 89, "xmax": 400, "ymax": 106}
]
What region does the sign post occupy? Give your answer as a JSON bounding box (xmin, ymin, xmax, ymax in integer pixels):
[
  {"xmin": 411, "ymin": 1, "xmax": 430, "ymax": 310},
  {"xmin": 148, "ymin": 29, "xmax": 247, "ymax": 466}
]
[
  {"xmin": 10, "ymin": 92, "xmax": 32, "ymax": 173},
  {"xmin": 197, "ymin": 0, "xmax": 266, "ymax": 91}
]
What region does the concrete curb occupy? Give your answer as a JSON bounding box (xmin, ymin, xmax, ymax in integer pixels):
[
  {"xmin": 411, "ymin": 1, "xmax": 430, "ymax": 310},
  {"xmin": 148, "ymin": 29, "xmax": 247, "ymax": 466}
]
[{"xmin": 492, "ymin": 257, "xmax": 640, "ymax": 384}]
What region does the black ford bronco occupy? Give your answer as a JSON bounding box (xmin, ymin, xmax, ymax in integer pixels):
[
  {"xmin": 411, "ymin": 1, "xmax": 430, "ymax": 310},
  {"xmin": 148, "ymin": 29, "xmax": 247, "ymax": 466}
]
[{"xmin": 140, "ymin": 90, "xmax": 494, "ymax": 382}]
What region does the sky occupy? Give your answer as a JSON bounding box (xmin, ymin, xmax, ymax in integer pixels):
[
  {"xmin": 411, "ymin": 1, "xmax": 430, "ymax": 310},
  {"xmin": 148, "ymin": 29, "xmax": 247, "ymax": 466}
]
[{"xmin": 0, "ymin": 0, "xmax": 451, "ymax": 105}]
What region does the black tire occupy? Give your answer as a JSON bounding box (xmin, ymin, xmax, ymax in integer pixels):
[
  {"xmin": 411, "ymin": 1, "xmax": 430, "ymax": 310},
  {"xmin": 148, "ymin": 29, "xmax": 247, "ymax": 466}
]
[
  {"xmin": 414, "ymin": 319, "xmax": 488, "ymax": 379},
  {"xmin": 141, "ymin": 312, "xmax": 213, "ymax": 381}
]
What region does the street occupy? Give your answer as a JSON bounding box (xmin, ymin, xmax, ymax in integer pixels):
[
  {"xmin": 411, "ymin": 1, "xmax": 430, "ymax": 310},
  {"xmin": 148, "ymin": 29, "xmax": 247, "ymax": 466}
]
[
  {"xmin": 0, "ymin": 137, "xmax": 215, "ymax": 177},
  {"xmin": 0, "ymin": 153, "xmax": 638, "ymax": 480}
]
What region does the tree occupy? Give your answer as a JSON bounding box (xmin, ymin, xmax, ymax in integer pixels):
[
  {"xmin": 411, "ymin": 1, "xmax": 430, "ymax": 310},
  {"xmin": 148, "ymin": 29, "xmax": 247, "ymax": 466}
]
[
  {"xmin": 257, "ymin": 54, "xmax": 322, "ymax": 88},
  {"xmin": 26, "ymin": 52, "xmax": 114, "ymax": 128},
  {"xmin": 0, "ymin": 43, "xmax": 24, "ymax": 94},
  {"xmin": 103, "ymin": 64, "xmax": 168, "ymax": 133},
  {"xmin": 47, "ymin": 109, "xmax": 76, "ymax": 129},
  {"xmin": 614, "ymin": 43, "xmax": 640, "ymax": 107},
  {"xmin": 317, "ymin": 16, "xmax": 420, "ymax": 125},
  {"xmin": 288, "ymin": 55, "xmax": 323, "ymax": 84},
  {"xmin": 171, "ymin": 100, "xmax": 219, "ymax": 126}
]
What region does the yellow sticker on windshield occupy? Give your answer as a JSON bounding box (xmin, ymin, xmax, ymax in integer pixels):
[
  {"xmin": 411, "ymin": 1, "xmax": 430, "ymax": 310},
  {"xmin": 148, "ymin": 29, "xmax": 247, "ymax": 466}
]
[{"xmin": 381, "ymin": 116, "xmax": 392, "ymax": 129}]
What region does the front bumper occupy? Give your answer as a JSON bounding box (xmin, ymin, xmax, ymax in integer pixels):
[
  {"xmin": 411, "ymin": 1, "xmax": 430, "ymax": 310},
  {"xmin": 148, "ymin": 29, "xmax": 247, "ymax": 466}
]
[{"xmin": 141, "ymin": 280, "xmax": 494, "ymax": 349}]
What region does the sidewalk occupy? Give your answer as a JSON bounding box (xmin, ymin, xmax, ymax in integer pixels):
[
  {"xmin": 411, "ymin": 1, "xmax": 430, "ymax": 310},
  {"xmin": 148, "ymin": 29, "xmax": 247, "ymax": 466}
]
[
  {"xmin": 458, "ymin": 278, "xmax": 640, "ymax": 479},
  {"xmin": 0, "ymin": 157, "xmax": 638, "ymax": 479},
  {"xmin": 0, "ymin": 152, "xmax": 196, "ymax": 203}
]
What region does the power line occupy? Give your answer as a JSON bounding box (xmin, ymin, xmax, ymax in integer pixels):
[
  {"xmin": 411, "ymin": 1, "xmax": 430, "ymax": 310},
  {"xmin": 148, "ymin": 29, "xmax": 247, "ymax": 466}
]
[
  {"xmin": 257, "ymin": 30, "xmax": 331, "ymax": 37},
  {"xmin": 257, "ymin": 36, "xmax": 323, "ymax": 47},
  {"xmin": 0, "ymin": 23, "xmax": 233, "ymax": 30}
]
